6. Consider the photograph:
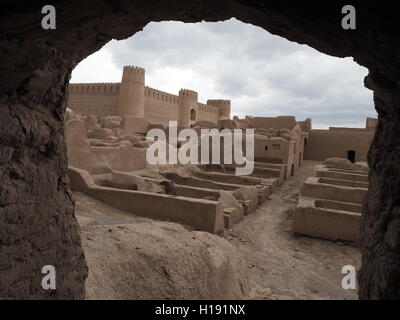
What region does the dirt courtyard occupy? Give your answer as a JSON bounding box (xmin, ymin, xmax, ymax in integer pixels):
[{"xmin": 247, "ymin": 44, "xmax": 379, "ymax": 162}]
[
  {"xmin": 224, "ymin": 160, "xmax": 360, "ymax": 299},
  {"xmin": 75, "ymin": 160, "xmax": 360, "ymax": 300}
]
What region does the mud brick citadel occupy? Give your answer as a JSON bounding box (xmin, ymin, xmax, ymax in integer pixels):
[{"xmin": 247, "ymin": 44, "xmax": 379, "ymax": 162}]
[
  {"xmin": 3, "ymin": 1, "xmax": 399, "ymax": 301},
  {"xmin": 67, "ymin": 66, "xmax": 230, "ymax": 128},
  {"xmin": 64, "ymin": 64, "xmax": 377, "ymax": 238},
  {"xmin": 67, "ymin": 65, "xmax": 376, "ymax": 164},
  {"xmin": 63, "ymin": 63, "xmax": 376, "ymax": 298}
]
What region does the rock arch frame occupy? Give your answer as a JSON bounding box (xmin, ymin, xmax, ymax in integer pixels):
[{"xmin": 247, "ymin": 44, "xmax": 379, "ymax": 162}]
[{"xmin": 1, "ymin": 0, "xmax": 399, "ymax": 299}]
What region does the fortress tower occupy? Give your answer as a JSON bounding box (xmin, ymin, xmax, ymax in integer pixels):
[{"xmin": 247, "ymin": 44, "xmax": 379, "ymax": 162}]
[
  {"xmin": 207, "ymin": 99, "xmax": 231, "ymax": 119},
  {"xmin": 67, "ymin": 65, "xmax": 230, "ymax": 129},
  {"xmin": 179, "ymin": 89, "xmax": 198, "ymax": 127},
  {"xmin": 117, "ymin": 66, "xmax": 145, "ymax": 117}
]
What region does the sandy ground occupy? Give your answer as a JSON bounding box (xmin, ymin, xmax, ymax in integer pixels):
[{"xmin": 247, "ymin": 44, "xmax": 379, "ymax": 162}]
[
  {"xmin": 223, "ymin": 160, "xmax": 360, "ymax": 299},
  {"xmin": 74, "ymin": 160, "xmax": 360, "ymax": 300}
]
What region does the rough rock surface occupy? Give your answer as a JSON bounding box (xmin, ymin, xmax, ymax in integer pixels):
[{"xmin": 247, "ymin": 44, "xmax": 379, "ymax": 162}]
[
  {"xmin": 87, "ymin": 127, "xmax": 114, "ymax": 140},
  {"xmin": 74, "ymin": 192, "xmax": 250, "ymax": 299},
  {"xmin": 1, "ymin": 1, "xmax": 399, "ymax": 298},
  {"xmin": 323, "ymin": 158, "xmax": 369, "ymax": 173},
  {"xmin": 83, "ymin": 224, "xmax": 250, "ymax": 299}
]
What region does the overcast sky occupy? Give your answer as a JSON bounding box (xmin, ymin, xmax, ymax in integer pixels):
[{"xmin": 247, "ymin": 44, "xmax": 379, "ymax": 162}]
[{"xmin": 70, "ymin": 18, "xmax": 376, "ymax": 129}]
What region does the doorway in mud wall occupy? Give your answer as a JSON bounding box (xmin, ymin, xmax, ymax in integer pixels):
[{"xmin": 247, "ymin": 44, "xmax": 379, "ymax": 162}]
[
  {"xmin": 347, "ymin": 150, "xmax": 356, "ymax": 163},
  {"xmin": 190, "ymin": 108, "xmax": 196, "ymax": 121}
]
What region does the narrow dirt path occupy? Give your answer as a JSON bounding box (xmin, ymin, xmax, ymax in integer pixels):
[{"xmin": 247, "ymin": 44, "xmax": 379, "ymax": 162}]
[{"xmin": 224, "ymin": 160, "xmax": 361, "ymax": 300}]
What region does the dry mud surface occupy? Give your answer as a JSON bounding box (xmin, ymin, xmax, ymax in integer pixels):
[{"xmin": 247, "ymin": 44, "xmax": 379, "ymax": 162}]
[
  {"xmin": 224, "ymin": 160, "xmax": 360, "ymax": 300},
  {"xmin": 76, "ymin": 194, "xmax": 250, "ymax": 299},
  {"xmin": 75, "ymin": 160, "xmax": 360, "ymax": 300}
]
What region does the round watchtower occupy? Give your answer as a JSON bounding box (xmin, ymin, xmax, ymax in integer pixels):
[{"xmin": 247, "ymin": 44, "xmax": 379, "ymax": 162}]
[
  {"xmin": 178, "ymin": 89, "xmax": 198, "ymax": 127},
  {"xmin": 117, "ymin": 66, "xmax": 145, "ymax": 117},
  {"xmin": 207, "ymin": 99, "xmax": 231, "ymax": 119}
]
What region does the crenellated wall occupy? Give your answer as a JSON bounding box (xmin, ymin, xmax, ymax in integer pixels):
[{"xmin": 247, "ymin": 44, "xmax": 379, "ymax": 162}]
[
  {"xmin": 197, "ymin": 103, "xmax": 219, "ymax": 123},
  {"xmin": 207, "ymin": 99, "xmax": 231, "ymax": 119},
  {"xmin": 67, "ymin": 83, "xmax": 120, "ymax": 117},
  {"xmin": 67, "ymin": 66, "xmax": 230, "ymax": 126},
  {"xmin": 144, "ymin": 86, "xmax": 180, "ymax": 125}
]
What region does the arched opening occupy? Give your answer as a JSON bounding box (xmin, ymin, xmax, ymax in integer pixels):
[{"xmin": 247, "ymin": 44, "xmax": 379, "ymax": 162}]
[
  {"xmin": 65, "ymin": 19, "xmax": 373, "ymax": 300},
  {"xmin": 190, "ymin": 108, "xmax": 196, "ymax": 121},
  {"xmin": 1, "ymin": 2, "xmax": 399, "ymax": 300}
]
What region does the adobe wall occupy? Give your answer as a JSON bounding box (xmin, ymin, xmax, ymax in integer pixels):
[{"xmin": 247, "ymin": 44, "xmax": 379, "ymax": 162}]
[
  {"xmin": 250, "ymin": 116, "xmax": 298, "ymax": 130},
  {"xmin": 65, "ymin": 119, "xmax": 147, "ymax": 173},
  {"xmin": 67, "ymin": 83, "xmax": 120, "ymax": 117},
  {"xmin": 252, "ymin": 123, "xmax": 305, "ymax": 178},
  {"xmin": 304, "ymin": 130, "xmax": 374, "ymax": 161},
  {"xmin": 197, "ymin": 103, "xmax": 219, "ymax": 123},
  {"xmin": 316, "ymin": 169, "xmax": 369, "ymax": 183},
  {"xmin": 298, "ymin": 118, "xmax": 312, "ymax": 133},
  {"xmin": 91, "ymin": 146, "xmax": 147, "ymax": 172},
  {"xmin": 291, "ymin": 125, "xmax": 305, "ymax": 176},
  {"xmin": 294, "ymin": 159, "xmax": 367, "ymax": 243},
  {"xmin": 67, "ymin": 72, "xmax": 230, "ymax": 127},
  {"xmin": 254, "ymin": 136, "xmax": 289, "ymax": 163},
  {"xmin": 144, "ymin": 86, "xmax": 180, "ymax": 125},
  {"xmin": 328, "ymin": 127, "xmax": 372, "ymax": 132},
  {"xmin": 68, "ymin": 167, "xmax": 225, "ymax": 234},
  {"xmin": 207, "ymin": 99, "xmax": 230, "ymax": 120},
  {"xmin": 294, "ymin": 197, "xmax": 361, "ymax": 242},
  {"xmin": 301, "ymin": 177, "xmax": 367, "ymax": 205},
  {"xmin": 315, "ymin": 164, "xmax": 369, "ymax": 183}
]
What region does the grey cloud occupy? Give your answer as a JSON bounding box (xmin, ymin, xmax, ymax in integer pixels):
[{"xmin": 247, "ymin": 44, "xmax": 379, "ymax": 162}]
[{"xmin": 74, "ymin": 18, "xmax": 376, "ymax": 128}]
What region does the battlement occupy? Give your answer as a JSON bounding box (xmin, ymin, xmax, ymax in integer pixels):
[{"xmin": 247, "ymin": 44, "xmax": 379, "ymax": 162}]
[
  {"xmin": 121, "ymin": 65, "xmax": 145, "ymax": 83},
  {"xmin": 207, "ymin": 99, "xmax": 231, "ymax": 118},
  {"xmin": 206, "ymin": 99, "xmax": 231, "ymax": 109},
  {"xmin": 68, "ymin": 83, "xmax": 120, "ymax": 95},
  {"xmin": 179, "ymin": 89, "xmax": 198, "ymax": 102},
  {"xmin": 145, "ymin": 86, "xmax": 180, "ymax": 104},
  {"xmin": 198, "ymin": 102, "xmax": 219, "ymax": 114},
  {"xmin": 67, "ymin": 65, "xmax": 230, "ymax": 124}
]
